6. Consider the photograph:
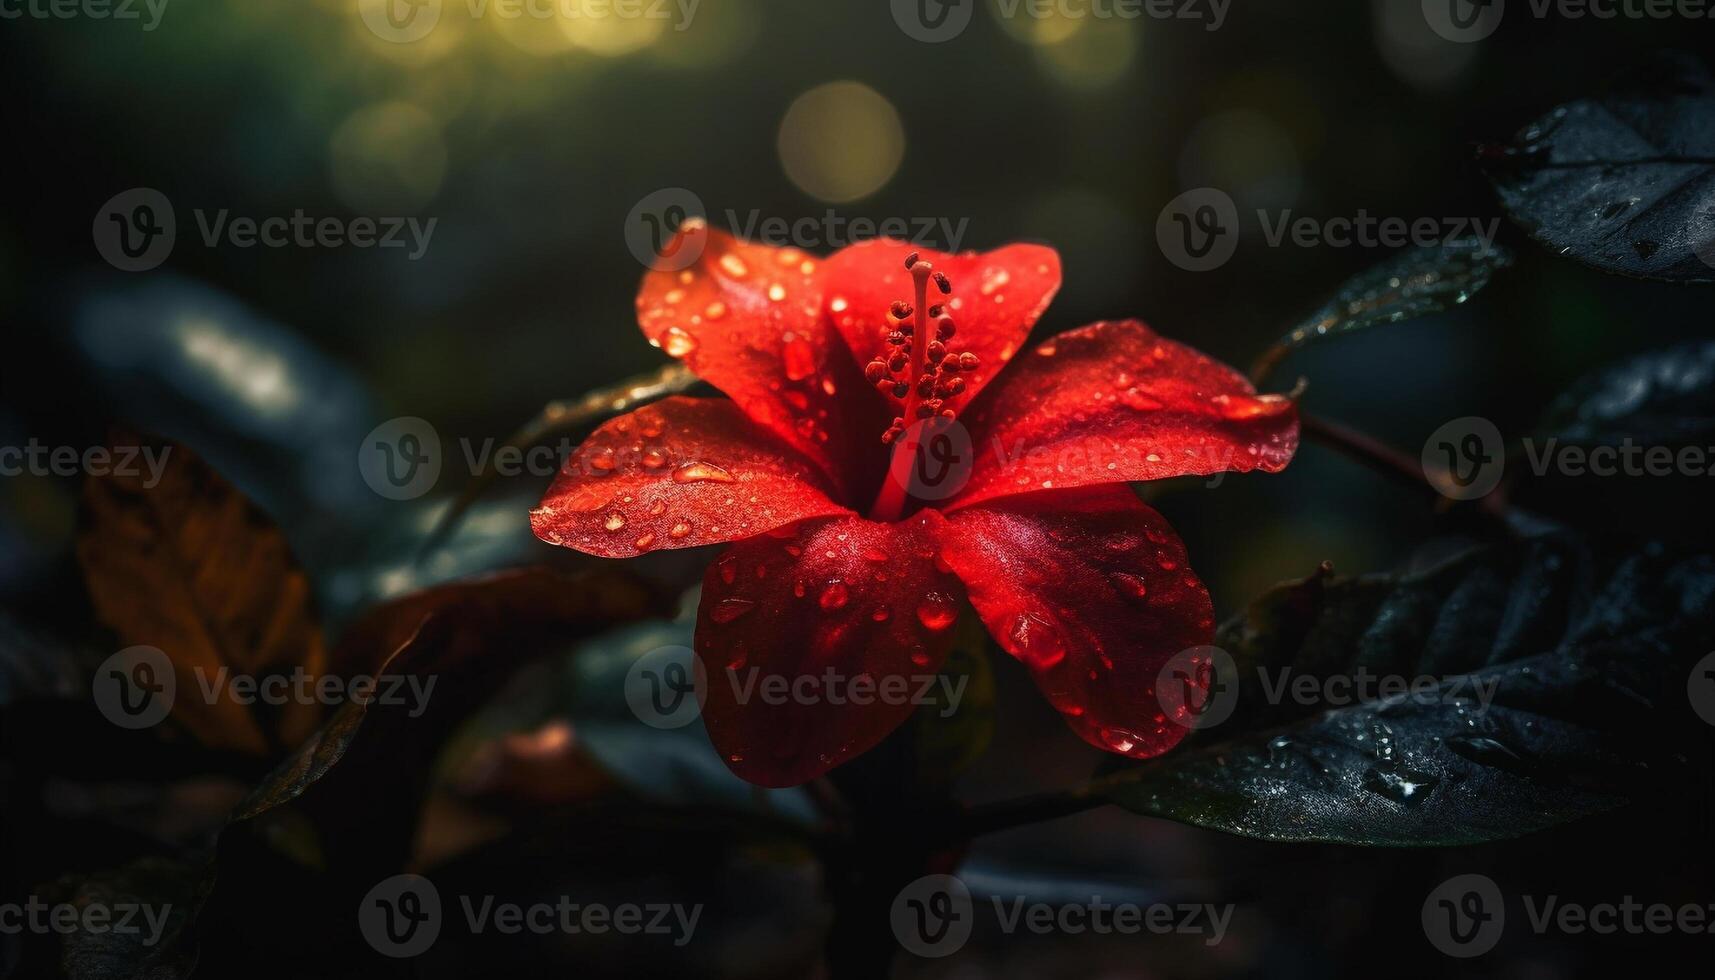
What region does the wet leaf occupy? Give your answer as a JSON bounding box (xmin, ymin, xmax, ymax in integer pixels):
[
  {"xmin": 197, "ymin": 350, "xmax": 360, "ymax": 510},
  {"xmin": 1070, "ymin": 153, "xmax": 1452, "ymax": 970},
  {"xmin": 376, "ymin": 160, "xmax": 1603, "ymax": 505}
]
[
  {"xmin": 1484, "ymin": 53, "xmax": 1715, "ymax": 282},
  {"xmin": 76, "ymin": 434, "xmax": 328, "ymax": 755},
  {"xmin": 1103, "ymin": 530, "xmax": 1713, "ymax": 844},
  {"xmin": 1538, "ymin": 340, "xmax": 1715, "ymax": 446},
  {"xmin": 1249, "ymin": 239, "xmax": 1510, "ymax": 383}
]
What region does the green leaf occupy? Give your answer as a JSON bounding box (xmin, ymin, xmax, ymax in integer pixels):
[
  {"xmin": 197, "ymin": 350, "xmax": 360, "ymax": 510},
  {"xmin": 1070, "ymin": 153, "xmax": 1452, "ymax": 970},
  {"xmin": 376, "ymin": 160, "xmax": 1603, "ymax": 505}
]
[
  {"xmin": 1102, "ymin": 531, "xmax": 1712, "ymax": 845},
  {"xmin": 1484, "ymin": 53, "xmax": 1715, "ymax": 283},
  {"xmin": 1537, "ymin": 340, "xmax": 1715, "ymax": 447},
  {"xmin": 1249, "ymin": 239, "xmax": 1510, "ymax": 383}
]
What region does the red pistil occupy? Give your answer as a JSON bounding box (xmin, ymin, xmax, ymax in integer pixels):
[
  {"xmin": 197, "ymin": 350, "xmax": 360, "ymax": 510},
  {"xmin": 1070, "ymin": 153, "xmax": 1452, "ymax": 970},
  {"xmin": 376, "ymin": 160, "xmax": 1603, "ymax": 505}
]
[{"xmin": 866, "ymin": 255, "xmax": 981, "ymax": 522}]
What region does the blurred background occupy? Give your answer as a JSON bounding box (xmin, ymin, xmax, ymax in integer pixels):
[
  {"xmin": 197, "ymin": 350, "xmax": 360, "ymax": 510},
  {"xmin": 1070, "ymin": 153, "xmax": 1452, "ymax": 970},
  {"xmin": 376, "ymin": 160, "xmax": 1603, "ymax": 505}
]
[{"xmin": 2, "ymin": 1, "xmax": 1712, "ymax": 976}]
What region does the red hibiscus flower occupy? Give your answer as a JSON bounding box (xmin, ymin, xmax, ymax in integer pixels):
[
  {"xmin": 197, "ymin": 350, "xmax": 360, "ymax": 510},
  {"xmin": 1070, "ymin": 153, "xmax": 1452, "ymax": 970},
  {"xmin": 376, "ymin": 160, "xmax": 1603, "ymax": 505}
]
[{"xmin": 532, "ymin": 222, "xmax": 1299, "ymax": 787}]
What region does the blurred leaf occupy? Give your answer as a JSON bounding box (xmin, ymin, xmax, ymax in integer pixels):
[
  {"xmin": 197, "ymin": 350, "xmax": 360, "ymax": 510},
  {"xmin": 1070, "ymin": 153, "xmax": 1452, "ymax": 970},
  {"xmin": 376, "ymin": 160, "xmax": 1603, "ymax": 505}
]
[
  {"xmin": 1102, "ymin": 530, "xmax": 1712, "ymax": 844},
  {"xmin": 1484, "ymin": 53, "xmax": 1715, "ymax": 283},
  {"xmin": 1249, "ymin": 239, "xmax": 1510, "ymax": 383},
  {"xmin": 77, "ymin": 434, "xmax": 327, "ymax": 755},
  {"xmin": 1538, "ymin": 340, "xmax": 1715, "ymax": 445},
  {"xmin": 63, "ymin": 275, "xmax": 380, "ymax": 546},
  {"xmin": 198, "ymin": 567, "xmax": 655, "ymax": 969},
  {"xmin": 35, "ymin": 858, "xmax": 203, "ymax": 980}
]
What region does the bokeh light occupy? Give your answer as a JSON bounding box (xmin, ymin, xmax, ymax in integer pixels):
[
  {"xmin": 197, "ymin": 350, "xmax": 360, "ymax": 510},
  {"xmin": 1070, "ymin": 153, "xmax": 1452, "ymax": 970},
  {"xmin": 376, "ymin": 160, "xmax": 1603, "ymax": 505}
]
[
  {"xmin": 777, "ymin": 81, "xmax": 905, "ymax": 204},
  {"xmin": 989, "ymin": 0, "xmax": 1086, "ymax": 46},
  {"xmin": 1178, "ymin": 108, "xmax": 1302, "ymax": 212},
  {"xmin": 327, "ymin": 101, "xmax": 448, "ymax": 213},
  {"xmin": 1371, "ymin": 0, "xmax": 1479, "ymax": 90},
  {"xmin": 1033, "ymin": 18, "xmax": 1136, "ymax": 91}
]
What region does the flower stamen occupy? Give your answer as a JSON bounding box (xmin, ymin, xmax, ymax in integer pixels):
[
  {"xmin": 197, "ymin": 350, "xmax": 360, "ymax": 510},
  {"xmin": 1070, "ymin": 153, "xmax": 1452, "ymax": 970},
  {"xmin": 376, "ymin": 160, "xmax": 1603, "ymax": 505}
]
[{"xmin": 866, "ymin": 254, "xmax": 983, "ymax": 521}]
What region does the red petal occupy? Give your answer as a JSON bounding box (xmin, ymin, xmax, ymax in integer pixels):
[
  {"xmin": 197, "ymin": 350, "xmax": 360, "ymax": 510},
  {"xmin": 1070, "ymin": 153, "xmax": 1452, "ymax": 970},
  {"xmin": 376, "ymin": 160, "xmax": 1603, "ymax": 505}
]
[
  {"xmin": 636, "ymin": 222, "xmax": 884, "ymax": 501},
  {"xmin": 820, "ymin": 239, "xmax": 1061, "ymax": 411},
  {"xmin": 952, "ymin": 320, "xmax": 1299, "ymax": 510},
  {"xmin": 532, "ymin": 397, "xmax": 852, "ymax": 558},
  {"xmin": 693, "ymin": 512, "xmax": 966, "ymax": 787},
  {"xmin": 937, "ymin": 486, "xmax": 1213, "ymax": 759}
]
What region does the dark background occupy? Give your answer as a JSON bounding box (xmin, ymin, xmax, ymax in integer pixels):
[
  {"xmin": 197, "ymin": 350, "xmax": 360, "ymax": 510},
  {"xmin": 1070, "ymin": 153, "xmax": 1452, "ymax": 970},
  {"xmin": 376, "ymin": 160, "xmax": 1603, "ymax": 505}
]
[{"xmin": 2, "ymin": 1, "xmax": 1712, "ymax": 976}]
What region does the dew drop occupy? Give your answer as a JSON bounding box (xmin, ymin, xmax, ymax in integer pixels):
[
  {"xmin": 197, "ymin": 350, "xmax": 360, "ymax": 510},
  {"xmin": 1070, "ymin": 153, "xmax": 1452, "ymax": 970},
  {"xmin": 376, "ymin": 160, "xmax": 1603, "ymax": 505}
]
[
  {"xmin": 916, "ymin": 592, "xmax": 958, "ymax": 631},
  {"xmin": 641, "ymin": 449, "xmax": 667, "ymax": 469},
  {"xmin": 633, "ymin": 532, "xmax": 656, "ymax": 551},
  {"xmin": 782, "ymin": 337, "xmax": 817, "ymax": 381},
  {"xmin": 871, "ymin": 605, "xmax": 891, "ymax": 622},
  {"xmin": 659, "ymin": 327, "xmax": 698, "ymax": 358},
  {"xmin": 669, "ymin": 521, "xmax": 692, "ymax": 539},
  {"xmin": 1108, "ymin": 572, "xmax": 1149, "ymax": 600},
  {"xmin": 1008, "ymin": 612, "xmax": 1066, "ymax": 669},
  {"xmin": 672, "ymin": 461, "xmax": 735, "ymax": 484},
  {"xmin": 819, "ymin": 581, "xmax": 850, "ymax": 610},
  {"xmin": 603, "ymin": 512, "xmax": 626, "ymax": 532},
  {"xmin": 709, "ymin": 598, "xmax": 756, "ymax": 624}
]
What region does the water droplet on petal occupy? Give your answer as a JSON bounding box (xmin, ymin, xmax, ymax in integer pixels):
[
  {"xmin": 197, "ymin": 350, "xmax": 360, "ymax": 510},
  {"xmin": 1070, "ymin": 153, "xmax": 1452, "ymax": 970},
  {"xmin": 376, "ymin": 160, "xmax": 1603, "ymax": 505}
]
[
  {"xmin": 633, "ymin": 532, "xmax": 656, "ymax": 551},
  {"xmin": 1009, "ymin": 612, "xmax": 1067, "ymax": 670},
  {"xmin": 659, "ymin": 327, "xmax": 698, "ymax": 358},
  {"xmin": 603, "ymin": 512, "xmax": 626, "ymax": 532},
  {"xmin": 783, "ymin": 337, "xmax": 817, "ymax": 381},
  {"xmin": 672, "ymin": 461, "xmax": 735, "ymax": 484},
  {"xmin": 819, "ymin": 581, "xmax": 850, "ymax": 610},
  {"xmin": 1108, "ymin": 572, "xmax": 1149, "ymax": 600},
  {"xmin": 916, "ymin": 592, "xmax": 958, "ymax": 631},
  {"xmin": 669, "ymin": 521, "xmax": 692, "ymax": 539},
  {"xmin": 871, "ymin": 605, "xmax": 891, "ymax": 622},
  {"xmin": 709, "ymin": 598, "xmax": 756, "ymax": 624}
]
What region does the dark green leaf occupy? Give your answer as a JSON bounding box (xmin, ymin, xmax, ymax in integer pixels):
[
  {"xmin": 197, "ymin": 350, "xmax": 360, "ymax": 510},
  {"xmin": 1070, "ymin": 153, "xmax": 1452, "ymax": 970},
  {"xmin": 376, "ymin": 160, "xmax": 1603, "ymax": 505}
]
[
  {"xmin": 1538, "ymin": 340, "xmax": 1715, "ymax": 446},
  {"xmin": 1102, "ymin": 531, "xmax": 1712, "ymax": 845},
  {"xmin": 1249, "ymin": 239, "xmax": 1510, "ymax": 383},
  {"xmin": 1485, "ymin": 54, "xmax": 1715, "ymax": 282}
]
